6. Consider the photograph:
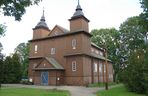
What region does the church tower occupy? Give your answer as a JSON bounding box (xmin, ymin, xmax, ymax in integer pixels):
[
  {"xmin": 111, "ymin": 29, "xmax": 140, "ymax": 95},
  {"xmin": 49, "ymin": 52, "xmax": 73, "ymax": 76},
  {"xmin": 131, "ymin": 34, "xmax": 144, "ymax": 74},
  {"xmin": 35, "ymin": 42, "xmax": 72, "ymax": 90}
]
[
  {"xmin": 69, "ymin": 1, "xmax": 89, "ymax": 32},
  {"xmin": 33, "ymin": 10, "xmax": 50, "ymax": 39}
]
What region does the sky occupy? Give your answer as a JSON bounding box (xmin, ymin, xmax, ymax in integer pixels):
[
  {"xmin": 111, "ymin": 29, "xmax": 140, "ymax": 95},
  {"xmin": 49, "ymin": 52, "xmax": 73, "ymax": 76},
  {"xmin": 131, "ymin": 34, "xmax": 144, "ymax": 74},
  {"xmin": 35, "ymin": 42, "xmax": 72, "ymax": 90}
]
[{"xmin": 0, "ymin": 0, "xmax": 143, "ymax": 56}]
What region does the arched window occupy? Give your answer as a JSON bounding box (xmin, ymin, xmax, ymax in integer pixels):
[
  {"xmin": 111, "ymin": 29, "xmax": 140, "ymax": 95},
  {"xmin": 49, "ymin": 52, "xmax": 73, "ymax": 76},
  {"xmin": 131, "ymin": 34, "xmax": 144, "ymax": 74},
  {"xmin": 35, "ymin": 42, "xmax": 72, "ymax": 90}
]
[
  {"xmin": 51, "ymin": 48, "xmax": 56, "ymax": 55},
  {"xmin": 94, "ymin": 63, "xmax": 98, "ymax": 72},
  {"xmin": 72, "ymin": 39, "xmax": 76, "ymax": 49},
  {"xmin": 99, "ymin": 63, "xmax": 102, "ymax": 73},
  {"xmin": 34, "ymin": 45, "xmax": 38, "ymax": 53}
]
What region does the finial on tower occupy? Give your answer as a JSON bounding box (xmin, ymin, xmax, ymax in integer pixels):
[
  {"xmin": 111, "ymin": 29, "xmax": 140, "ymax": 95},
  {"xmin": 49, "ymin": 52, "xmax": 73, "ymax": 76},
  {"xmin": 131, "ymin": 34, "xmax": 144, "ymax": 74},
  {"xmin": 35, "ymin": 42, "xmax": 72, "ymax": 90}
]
[
  {"xmin": 43, "ymin": 7, "xmax": 45, "ymax": 17},
  {"xmin": 78, "ymin": 0, "xmax": 80, "ymax": 5},
  {"xmin": 41, "ymin": 7, "xmax": 45, "ymax": 21},
  {"xmin": 34, "ymin": 7, "xmax": 49, "ymax": 30}
]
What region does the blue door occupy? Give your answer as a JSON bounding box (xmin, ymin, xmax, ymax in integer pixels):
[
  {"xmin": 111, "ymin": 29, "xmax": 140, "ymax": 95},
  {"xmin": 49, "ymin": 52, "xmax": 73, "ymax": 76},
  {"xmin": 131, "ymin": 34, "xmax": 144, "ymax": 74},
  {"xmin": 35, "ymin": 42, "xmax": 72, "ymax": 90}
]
[{"xmin": 41, "ymin": 71, "xmax": 48, "ymax": 85}]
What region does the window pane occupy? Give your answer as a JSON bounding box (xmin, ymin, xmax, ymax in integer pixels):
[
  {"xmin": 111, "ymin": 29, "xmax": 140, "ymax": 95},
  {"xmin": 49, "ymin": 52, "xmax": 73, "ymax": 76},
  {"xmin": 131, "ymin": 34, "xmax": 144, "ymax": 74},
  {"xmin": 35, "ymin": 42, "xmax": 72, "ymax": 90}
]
[
  {"xmin": 51, "ymin": 48, "xmax": 56, "ymax": 54},
  {"xmin": 94, "ymin": 63, "xmax": 97, "ymax": 72},
  {"xmin": 35, "ymin": 45, "xmax": 38, "ymax": 53},
  {"xmin": 72, "ymin": 61, "xmax": 77, "ymax": 71},
  {"xmin": 72, "ymin": 39, "xmax": 76, "ymax": 49},
  {"xmin": 99, "ymin": 63, "xmax": 102, "ymax": 73}
]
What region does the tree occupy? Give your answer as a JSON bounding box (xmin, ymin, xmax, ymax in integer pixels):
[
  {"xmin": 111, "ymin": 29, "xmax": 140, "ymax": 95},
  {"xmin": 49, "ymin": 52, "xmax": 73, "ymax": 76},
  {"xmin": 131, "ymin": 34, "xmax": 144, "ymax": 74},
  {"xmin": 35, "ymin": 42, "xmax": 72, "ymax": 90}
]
[
  {"xmin": 11, "ymin": 53, "xmax": 22, "ymax": 83},
  {"xmin": 2, "ymin": 53, "xmax": 21, "ymax": 83},
  {"xmin": 0, "ymin": 59, "xmax": 3, "ymax": 88},
  {"xmin": 91, "ymin": 28, "xmax": 121, "ymax": 82},
  {"xmin": 0, "ymin": 0, "xmax": 42, "ymax": 21},
  {"xmin": 120, "ymin": 48, "xmax": 148, "ymax": 94},
  {"xmin": 15, "ymin": 43, "xmax": 30, "ymax": 78},
  {"xmin": 0, "ymin": 0, "xmax": 42, "ymax": 37},
  {"xmin": 139, "ymin": 0, "xmax": 148, "ymax": 33},
  {"xmin": 3, "ymin": 56, "xmax": 13, "ymax": 83},
  {"xmin": 119, "ymin": 16, "xmax": 145, "ymax": 61},
  {"xmin": 0, "ymin": 24, "xmax": 6, "ymax": 37},
  {"xmin": 119, "ymin": 16, "xmax": 148, "ymax": 94}
]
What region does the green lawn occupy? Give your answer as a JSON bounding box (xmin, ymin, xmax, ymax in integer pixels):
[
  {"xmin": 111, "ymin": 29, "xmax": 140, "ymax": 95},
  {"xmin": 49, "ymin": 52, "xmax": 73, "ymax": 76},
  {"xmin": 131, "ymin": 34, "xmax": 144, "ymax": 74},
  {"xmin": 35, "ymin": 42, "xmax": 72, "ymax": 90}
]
[
  {"xmin": 96, "ymin": 85, "xmax": 145, "ymax": 96},
  {"xmin": 0, "ymin": 88, "xmax": 70, "ymax": 96}
]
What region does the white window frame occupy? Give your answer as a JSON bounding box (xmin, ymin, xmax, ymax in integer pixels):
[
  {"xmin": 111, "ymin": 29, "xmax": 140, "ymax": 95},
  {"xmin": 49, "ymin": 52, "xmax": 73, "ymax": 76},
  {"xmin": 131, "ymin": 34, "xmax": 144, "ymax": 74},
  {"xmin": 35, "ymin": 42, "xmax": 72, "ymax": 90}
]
[
  {"xmin": 72, "ymin": 39, "xmax": 76, "ymax": 49},
  {"xmin": 104, "ymin": 64, "xmax": 106, "ymax": 73},
  {"xmin": 96, "ymin": 50, "xmax": 99, "ymax": 54},
  {"xmin": 99, "ymin": 63, "xmax": 102, "ymax": 73},
  {"xmin": 72, "ymin": 61, "xmax": 77, "ymax": 71},
  {"xmin": 34, "ymin": 45, "xmax": 38, "ymax": 53},
  {"xmin": 91, "ymin": 48, "xmax": 94, "ymax": 52},
  {"xmin": 94, "ymin": 63, "xmax": 98, "ymax": 72},
  {"xmin": 51, "ymin": 48, "xmax": 56, "ymax": 55},
  {"xmin": 33, "ymin": 63, "xmax": 37, "ymax": 68},
  {"xmin": 100, "ymin": 51, "xmax": 103, "ymax": 56}
]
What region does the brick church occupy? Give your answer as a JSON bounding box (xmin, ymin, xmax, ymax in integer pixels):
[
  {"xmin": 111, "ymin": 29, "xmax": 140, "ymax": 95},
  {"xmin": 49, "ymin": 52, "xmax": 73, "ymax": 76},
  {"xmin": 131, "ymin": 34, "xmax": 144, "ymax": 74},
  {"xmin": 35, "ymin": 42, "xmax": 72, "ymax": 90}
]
[{"xmin": 28, "ymin": 2, "xmax": 113, "ymax": 86}]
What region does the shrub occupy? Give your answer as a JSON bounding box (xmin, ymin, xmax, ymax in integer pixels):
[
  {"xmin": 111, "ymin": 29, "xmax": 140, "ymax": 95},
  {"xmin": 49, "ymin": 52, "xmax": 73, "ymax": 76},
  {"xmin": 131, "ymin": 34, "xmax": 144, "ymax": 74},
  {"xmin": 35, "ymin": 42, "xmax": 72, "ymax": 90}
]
[{"xmin": 120, "ymin": 50, "xmax": 148, "ymax": 95}]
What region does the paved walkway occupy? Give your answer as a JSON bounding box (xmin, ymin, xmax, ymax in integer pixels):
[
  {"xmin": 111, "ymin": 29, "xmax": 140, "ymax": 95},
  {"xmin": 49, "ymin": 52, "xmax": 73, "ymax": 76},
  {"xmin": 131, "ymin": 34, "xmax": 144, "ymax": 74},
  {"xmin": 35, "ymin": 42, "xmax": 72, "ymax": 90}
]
[{"xmin": 2, "ymin": 84, "xmax": 120, "ymax": 96}]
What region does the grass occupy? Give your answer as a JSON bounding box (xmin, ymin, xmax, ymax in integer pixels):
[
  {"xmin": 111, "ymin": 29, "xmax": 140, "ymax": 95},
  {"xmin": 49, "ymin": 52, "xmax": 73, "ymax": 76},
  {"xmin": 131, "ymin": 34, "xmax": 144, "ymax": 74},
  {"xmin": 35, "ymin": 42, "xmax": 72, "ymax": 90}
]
[
  {"xmin": 96, "ymin": 84, "xmax": 145, "ymax": 96},
  {"xmin": 87, "ymin": 82, "xmax": 117, "ymax": 87},
  {"xmin": 0, "ymin": 87, "xmax": 70, "ymax": 96}
]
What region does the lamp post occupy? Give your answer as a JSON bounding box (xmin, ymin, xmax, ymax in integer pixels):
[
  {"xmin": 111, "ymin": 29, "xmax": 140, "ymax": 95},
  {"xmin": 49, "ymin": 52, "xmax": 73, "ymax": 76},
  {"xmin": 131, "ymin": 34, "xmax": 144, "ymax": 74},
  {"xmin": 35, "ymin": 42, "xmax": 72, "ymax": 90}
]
[
  {"xmin": 104, "ymin": 45, "xmax": 109, "ymax": 90},
  {"xmin": 101, "ymin": 38, "xmax": 109, "ymax": 90}
]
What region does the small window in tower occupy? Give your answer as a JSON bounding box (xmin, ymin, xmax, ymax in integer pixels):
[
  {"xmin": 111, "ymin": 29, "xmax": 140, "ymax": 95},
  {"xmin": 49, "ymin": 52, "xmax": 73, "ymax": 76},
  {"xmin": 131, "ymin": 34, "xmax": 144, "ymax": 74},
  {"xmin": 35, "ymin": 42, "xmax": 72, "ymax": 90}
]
[
  {"xmin": 51, "ymin": 48, "xmax": 56, "ymax": 55},
  {"xmin": 34, "ymin": 45, "xmax": 38, "ymax": 53},
  {"xmin": 72, "ymin": 39, "xmax": 76, "ymax": 49},
  {"xmin": 72, "ymin": 61, "xmax": 77, "ymax": 71},
  {"xmin": 94, "ymin": 63, "xmax": 98, "ymax": 72}
]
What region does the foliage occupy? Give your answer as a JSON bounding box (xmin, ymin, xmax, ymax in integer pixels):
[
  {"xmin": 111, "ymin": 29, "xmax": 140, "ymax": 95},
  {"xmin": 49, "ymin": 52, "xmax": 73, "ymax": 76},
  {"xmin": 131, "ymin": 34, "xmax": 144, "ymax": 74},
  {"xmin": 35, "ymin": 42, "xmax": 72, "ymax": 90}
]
[
  {"xmin": 119, "ymin": 16, "xmax": 145, "ymax": 57},
  {"xmin": 15, "ymin": 42, "xmax": 30, "ymax": 78},
  {"xmin": 0, "ymin": 24, "xmax": 6, "ymax": 38},
  {"xmin": 139, "ymin": 0, "xmax": 148, "ymax": 31},
  {"xmin": 120, "ymin": 50, "xmax": 147, "ymax": 94},
  {"xmin": 119, "ymin": 16, "xmax": 148, "ymax": 95},
  {"xmin": 2, "ymin": 53, "xmax": 21, "ymax": 83},
  {"xmin": 0, "ymin": 88, "xmax": 70, "ymax": 96},
  {"xmin": 0, "ymin": 0, "xmax": 42, "ymax": 38},
  {"xmin": 0, "ymin": 0, "xmax": 42, "ymax": 21},
  {"xmin": 0, "ymin": 59, "xmax": 3, "ymax": 87},
  {"xmin": 96, "ymin": 84, "xmax": 145, "ymax": 96},
  {"xmin": 91, "ymin": 28, "xmax": 121, "ymax": 82},
  {"xmin": 12, "ymin": 53, "xmax": 22, "ymax": 82}
]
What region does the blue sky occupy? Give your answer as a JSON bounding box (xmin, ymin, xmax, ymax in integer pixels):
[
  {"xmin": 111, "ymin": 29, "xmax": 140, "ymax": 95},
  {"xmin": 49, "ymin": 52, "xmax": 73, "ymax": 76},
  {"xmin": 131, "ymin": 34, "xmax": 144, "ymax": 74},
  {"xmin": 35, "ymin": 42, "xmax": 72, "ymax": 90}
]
[{"xmin": 0, "ymin": 0, "xmax": 143, "ymax": 55}]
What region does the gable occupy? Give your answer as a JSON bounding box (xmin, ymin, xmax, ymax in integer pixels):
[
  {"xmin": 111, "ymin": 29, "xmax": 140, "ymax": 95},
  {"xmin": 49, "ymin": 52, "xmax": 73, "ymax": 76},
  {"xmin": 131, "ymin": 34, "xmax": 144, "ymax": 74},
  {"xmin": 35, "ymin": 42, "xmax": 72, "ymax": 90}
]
[
  {"xmin": 49, "ymin": 25, "xmax": 69, "ymax": 37},
  {"xmin": 34, "ymin": 57, "xmax": 64, "ymax": 70},
  {"xmin": 36, "ymin": 59, "xmax": 54, "ymax": 69}
]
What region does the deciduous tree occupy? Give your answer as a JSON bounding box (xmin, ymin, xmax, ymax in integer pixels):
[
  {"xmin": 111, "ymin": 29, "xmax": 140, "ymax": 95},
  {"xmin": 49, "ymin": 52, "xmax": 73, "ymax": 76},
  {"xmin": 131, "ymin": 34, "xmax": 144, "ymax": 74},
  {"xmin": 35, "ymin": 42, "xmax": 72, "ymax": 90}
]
[
  {"xmin": 15, "ymin": 43, "xmax": 30, "ymax": 78},
  {"xmin": 91, "ymin": 28, "xmax": 121, "ymax": 82}
]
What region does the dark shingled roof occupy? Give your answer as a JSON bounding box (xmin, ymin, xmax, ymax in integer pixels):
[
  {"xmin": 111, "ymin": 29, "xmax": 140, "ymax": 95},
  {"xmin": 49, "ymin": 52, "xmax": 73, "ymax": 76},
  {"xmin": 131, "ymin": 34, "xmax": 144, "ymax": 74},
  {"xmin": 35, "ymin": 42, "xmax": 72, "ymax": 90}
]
[
  {"xmin": 45, "ymin": 57, "xmax": 64, "ymax": 70},
  {"xmin": 91, "ymin": 42, "xmax": 104, "ymax": 51},
  {"xmin": 70, "ymin": 2, "xmax": 89, "ymax": 22},
  {"xmin": 56, "ymin": 25, "xmax": 69, "ymax": 33},
  {"xmin": 72, "ymin": 4, "xmax": 84, "ymax": 17},
  {"xmin": 33, "ymin": 10, "xmax": 50, "ymax": 30}
]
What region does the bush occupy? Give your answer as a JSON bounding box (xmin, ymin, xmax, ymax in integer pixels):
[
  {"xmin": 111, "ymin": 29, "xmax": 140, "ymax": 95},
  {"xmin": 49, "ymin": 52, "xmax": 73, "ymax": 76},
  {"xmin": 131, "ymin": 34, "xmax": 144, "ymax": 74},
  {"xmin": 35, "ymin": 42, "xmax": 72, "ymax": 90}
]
[{"xmin": 120, "ymin": 50, "xmax": 148, "ymax": 95}]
